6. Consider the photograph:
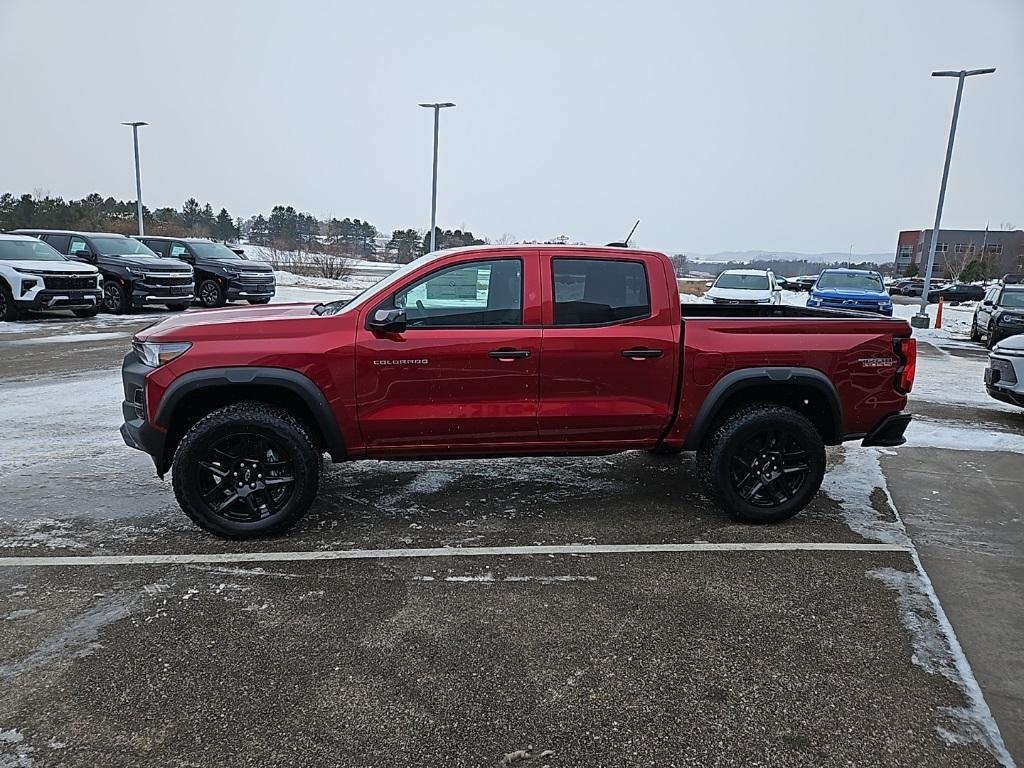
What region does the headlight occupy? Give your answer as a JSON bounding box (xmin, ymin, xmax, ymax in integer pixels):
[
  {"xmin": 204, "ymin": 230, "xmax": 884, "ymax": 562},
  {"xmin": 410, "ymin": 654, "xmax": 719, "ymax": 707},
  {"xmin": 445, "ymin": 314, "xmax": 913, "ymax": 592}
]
[
  {"xmin": 879, "ymin": 301, "xmax": 892, "ymax": 310},
  {"xmin": 97, "ymin": 274, "xmax": 104, "ymax": 286},
  {"xmin": 124, "ymin": 267, "xmax": 144, "ymax": 276},
  {"xmin": 133, "ymin": 340, "xmax": 192, "ymax": 367},
  {"xmin": 999, "ymin": 313, "xmax": 1024, "ymax": 323},
  {"xmin": 224, "ymin": 269, "xmax": 240, "ymax": 278},
  {"xmin": 807, "ymin": 297, "xmax": 821, "ymax": 306},
  {"xmin": 756, "ymin": 298, "xmax": 772, "ymax": 304}
]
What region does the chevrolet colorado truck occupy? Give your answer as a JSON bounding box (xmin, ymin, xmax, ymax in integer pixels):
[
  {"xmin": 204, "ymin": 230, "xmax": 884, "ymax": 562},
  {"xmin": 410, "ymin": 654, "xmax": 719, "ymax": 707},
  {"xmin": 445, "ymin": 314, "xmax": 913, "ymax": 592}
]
[{"xmin": 120, "ymin": 245, "xmax": 916, "ymax": 539}]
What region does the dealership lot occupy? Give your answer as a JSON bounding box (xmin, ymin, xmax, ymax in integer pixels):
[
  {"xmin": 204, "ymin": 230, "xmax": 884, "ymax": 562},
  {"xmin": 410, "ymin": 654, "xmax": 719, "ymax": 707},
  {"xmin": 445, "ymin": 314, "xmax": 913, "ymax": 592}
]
[{"xmin": 1, "ymin": 299, "xmax": 1021, "ymax": 767}]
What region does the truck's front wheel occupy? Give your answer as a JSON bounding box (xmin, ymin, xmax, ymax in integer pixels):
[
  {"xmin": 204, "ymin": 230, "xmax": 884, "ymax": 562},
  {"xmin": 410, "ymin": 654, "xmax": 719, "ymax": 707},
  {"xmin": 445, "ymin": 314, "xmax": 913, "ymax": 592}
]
[
  {"xmin": 697, "ymin": 405, "xmax": 825, "ymax": 524},
  {"xmin": 171, "ymin": 403, "xmax": 321, "ymax": 539}
]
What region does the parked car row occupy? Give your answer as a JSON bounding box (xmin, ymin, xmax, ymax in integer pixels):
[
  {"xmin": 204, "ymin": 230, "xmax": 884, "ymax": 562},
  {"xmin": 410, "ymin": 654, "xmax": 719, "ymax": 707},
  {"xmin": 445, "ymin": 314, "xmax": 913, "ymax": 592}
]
[{"xmin": 0, "ymin": 230, "xmax": 275, "ymax": 321}]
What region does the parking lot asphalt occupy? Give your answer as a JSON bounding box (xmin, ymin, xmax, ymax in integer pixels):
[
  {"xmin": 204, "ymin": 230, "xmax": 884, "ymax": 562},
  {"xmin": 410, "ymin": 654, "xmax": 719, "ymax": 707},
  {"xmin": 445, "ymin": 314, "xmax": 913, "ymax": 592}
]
[{"xmin": 1, "ymin": 306, "xmax": 1020, "ymax": 767}]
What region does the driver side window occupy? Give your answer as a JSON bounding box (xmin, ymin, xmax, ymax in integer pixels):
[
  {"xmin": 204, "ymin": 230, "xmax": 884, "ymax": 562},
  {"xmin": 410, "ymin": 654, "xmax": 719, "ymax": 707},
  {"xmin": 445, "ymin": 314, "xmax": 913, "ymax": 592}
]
[{"xmin": 393, "ymin": 259, "xmax": 522, "ymax": 327}]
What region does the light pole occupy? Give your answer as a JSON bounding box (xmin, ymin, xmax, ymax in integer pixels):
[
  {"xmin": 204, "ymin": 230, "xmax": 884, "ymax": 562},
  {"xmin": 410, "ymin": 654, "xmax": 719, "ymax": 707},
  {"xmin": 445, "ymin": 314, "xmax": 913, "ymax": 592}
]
[
  {"xmin": 911, "ymin": 68, "xmax": 995, "ymax": 329},
  {"xmin": 121, "ymin": 121, "xmax": 148, "ymax": 236},
  {"xmin": 417, "ymin": 102, "xmax": 455, "ymax": 253}
]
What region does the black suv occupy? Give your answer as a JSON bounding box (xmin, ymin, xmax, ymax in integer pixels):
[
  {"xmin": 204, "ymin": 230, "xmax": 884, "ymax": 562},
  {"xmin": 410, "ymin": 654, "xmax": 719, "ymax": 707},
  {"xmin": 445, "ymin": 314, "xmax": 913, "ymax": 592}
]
[
  {"xmin": 135, "ymin": 237, "xmax": 275, "ymax": 307},
  {"xmin": 13, "ymin": 230, "xmax": 195, "ymax": 314},
  {"xmin": 972, "ymin": 284, "xmax": 1024, "ymax": 348}
]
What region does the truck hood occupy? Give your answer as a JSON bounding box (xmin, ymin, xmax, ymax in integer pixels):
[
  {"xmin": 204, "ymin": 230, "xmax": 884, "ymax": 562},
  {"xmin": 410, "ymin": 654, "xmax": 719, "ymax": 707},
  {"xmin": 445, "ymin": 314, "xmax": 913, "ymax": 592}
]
[
  {"xmin": 101, "ymin": 255, "xmax": 190, "ymax": 270},
  {"xmin": 812, "ymin": 288, "xmax": 889, "ymax": 302},
  {"xmin": 705, "ymin": 287, "xmax": 773, "ymax": 301},
  {"xmin": 226, "ymin": 259, "xmax": 273, "ymax": 271},
  {"xmin": 138, "ymin": 302, "xmax": 316, "ymax": 340},
  {"xmin": 3, "ymin": 260, "xmax": 97, "ymax": 274}
]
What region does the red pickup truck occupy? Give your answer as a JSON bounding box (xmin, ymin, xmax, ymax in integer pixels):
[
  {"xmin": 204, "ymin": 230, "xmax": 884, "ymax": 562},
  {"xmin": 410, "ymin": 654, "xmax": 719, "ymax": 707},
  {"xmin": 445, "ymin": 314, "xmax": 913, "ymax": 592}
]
[{"xmin": 121, "ymin": 245, "xmax": 916, "ymax": 539}]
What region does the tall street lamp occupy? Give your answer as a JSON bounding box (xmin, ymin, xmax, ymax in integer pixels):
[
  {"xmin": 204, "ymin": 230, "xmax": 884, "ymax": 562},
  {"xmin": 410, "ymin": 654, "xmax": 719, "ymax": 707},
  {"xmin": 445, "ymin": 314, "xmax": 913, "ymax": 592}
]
[
  {"xmin": 912, "ymin": 68, "xmax": 995, "ymax": 329},
  {"xmin": 121, "ymin": 121, "xmax": 148, "ymax": 236},
  {"xmin": 418, "ymin": 102, "xmax": 455, "ymax": 253}
]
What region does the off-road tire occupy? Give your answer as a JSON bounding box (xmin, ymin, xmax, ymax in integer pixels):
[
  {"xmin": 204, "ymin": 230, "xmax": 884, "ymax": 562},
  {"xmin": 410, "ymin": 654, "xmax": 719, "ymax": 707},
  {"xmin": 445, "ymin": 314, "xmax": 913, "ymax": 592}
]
[
  {"xmin": 0, "ymin": 283, "xmax": 21, "ymax": 321},
  {"xmin": 970, "ymin": 321, "xmax": 982, "ymax": 343},
  {"xmin": 198, "ymin": 279, "xmax": 226, "ymax": 308},
  {"xmin": 696, "ymin": 404, "xmax": 825, "ymax": 524},
  {"xmin": 171, "ymin": 403, "xmax": 321, "ymax": 539}
]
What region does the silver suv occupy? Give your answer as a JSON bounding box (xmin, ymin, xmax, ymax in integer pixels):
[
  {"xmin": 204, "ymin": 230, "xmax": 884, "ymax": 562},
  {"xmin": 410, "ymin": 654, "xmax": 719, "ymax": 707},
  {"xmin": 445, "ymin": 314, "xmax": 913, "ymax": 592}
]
[{"xmin": 985, "ymin": 334, "xmax": 1024, "ymax": 408}]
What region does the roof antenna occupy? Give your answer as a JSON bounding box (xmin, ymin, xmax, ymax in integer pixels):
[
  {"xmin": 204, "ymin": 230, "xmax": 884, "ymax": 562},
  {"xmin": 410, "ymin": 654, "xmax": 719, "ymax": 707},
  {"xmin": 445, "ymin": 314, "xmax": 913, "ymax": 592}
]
[{"xmin": 606, "ymin": 219, "xmax": 640, "ymax": 248}]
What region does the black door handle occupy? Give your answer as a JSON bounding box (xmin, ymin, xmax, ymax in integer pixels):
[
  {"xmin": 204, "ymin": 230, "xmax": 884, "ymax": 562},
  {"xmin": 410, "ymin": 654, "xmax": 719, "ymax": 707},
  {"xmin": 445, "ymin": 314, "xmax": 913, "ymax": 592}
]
[
  {"xmin": 621, "ymin": 348, "xmax": 663, "ymax": 359},
  {"xmin": 489, "ymin": 349, "xmax": 531, "ymax": 360}
]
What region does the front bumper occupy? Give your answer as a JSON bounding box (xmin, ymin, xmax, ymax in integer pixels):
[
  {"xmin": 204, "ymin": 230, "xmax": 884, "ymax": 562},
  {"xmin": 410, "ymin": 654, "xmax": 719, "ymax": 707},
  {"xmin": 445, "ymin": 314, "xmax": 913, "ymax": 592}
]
[
  {"xmin": 225, "ymin": 278, "xmax": 276, "ymax": 301},
  {"xmin": 18, "ymin": 288, "xmax": 102, "ymax": 310},
  {"xmin": 129, "ymin": 280, "xmax": 195, "ymax": 307},
  {"xmin": 985, "ymin": 354, "xmax": 1024, "ymax": 408},
  {"xmin": 120, "ymin": 351, "xmax": 168, "ymax": 475},
  {"xmin": 811, "ymin": 301, "xmax": 893, "ymax": 316}
]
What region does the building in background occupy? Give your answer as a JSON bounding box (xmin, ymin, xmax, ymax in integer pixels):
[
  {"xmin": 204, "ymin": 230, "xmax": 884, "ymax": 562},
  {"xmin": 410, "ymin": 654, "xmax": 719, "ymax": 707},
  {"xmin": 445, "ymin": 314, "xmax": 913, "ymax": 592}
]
[{"xmin": 893, "ymin": 228, "xmax": 1024, "ymax": 278}]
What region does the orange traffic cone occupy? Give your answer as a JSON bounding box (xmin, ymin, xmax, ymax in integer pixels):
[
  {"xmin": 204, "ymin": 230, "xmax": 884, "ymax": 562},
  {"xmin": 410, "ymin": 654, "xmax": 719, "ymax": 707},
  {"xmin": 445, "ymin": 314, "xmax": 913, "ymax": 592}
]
[{"xmin": 934, "ymin": 296, "xmax": 944, "ymax": 329}]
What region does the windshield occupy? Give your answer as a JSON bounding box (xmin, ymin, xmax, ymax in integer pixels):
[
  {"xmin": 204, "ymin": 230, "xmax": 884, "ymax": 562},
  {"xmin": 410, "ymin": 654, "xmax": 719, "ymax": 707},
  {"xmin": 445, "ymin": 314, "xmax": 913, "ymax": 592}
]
[
  {"xmin": 816, "ymin": 272, "xmax": 884, "ymax": 292},
  {"xmin": 1000, "ymin": 290, "xmax": 1024, "ymax": 308},
  {"xmin": 189, "ymin": 241, "xmax": 244, "ymax": 260},
  {"xmin": 714, "ymin": 272, "xmax": 769, "ymax": 290},
  {"xmin": 0, "ymin": 238, "xmax": 68, "ymax": 262},
  {"xmin": 314, "ymin": 251, "xmax": 447, "ymax": 315},
  {"xmin": 91, "ymin": 237, "xmax": 159, "ymax": 257}
]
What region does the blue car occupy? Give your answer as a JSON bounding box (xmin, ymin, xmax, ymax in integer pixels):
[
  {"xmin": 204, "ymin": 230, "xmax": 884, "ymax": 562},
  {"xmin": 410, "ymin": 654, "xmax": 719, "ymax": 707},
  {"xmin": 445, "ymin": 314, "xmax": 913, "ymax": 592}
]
[{"xmin": 806, "ymin": 269, "xmax": 893, "ymax": 316}]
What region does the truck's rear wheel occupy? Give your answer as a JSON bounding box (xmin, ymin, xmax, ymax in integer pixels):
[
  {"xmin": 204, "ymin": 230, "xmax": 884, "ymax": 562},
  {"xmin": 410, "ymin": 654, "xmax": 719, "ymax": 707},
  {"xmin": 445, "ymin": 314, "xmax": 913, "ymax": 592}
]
[
  {"xmin": 696, "ymin": 404, "xmax": 825, "ymax": 524},
  {"xmin": 171, "ymin": 403, "xmax": 320, "ymax": 539}
]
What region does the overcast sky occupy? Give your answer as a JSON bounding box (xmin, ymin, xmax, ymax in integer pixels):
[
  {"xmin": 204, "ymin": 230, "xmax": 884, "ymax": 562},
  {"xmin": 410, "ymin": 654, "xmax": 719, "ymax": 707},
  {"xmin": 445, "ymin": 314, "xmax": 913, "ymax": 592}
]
[{"xmin": 1, "ymin": 0, "xmax": 1021, "ymax": 254}]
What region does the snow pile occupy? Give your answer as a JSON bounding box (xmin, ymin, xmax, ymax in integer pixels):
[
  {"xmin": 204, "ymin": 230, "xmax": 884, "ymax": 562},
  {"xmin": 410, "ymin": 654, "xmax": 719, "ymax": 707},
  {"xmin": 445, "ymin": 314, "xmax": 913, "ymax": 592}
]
[{"xmin": 906, "ymin": 419, "xmax": 1024, "ymax": 453}]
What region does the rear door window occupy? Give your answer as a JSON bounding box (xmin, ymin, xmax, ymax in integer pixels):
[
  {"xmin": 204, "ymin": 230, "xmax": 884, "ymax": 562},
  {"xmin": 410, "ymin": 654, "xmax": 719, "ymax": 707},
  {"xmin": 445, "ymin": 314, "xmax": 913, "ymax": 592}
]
[
  {"xmin": 42, "ymin": 234, "xmax": 70, "ymax": 253},
  {"xmin": 146, "ymin": 239, "xmax": 170, "ymax": 257},
  {"xmin": 551, "ymin": 258, "xmax": 650, "ymax": 326}
]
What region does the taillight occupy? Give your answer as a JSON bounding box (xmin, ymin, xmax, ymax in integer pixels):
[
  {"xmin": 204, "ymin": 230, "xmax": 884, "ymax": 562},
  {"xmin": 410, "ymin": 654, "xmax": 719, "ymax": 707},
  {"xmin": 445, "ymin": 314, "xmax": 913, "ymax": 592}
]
[{"xmin": 895, "ymin": 337, "xmax": 916, "ymax": 394}]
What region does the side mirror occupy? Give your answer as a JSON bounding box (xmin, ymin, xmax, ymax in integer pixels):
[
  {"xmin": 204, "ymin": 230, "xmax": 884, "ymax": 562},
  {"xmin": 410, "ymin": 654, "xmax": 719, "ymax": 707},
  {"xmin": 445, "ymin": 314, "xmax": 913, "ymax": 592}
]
[
  {"xmin": 367, "ymin": 307, "xmax": 407, "ymax": 334},
  {"xmin": 983, "ymin": 300, "xmax": 994, "ymax": 306},
  {"xmin": 70, "ymin": 249, "xmax": 94, "ymax": 262}
]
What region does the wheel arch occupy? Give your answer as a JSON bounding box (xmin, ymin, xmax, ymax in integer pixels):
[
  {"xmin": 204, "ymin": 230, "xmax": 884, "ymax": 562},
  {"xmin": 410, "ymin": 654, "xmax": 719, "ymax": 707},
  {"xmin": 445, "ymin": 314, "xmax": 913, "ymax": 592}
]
[
  {"xmin": 682, "ymin": 367, "xmax": 843, "ymax": 450},
  {"xmin": 154, "ymin": 367, "xmax": 346, "ymax": 473}
]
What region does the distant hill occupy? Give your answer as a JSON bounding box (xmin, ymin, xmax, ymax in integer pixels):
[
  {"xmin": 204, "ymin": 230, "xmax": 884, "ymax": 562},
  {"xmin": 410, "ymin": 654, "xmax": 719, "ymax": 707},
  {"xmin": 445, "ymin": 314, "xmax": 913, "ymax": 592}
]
[{"xmin": 689, "ymin": 250, "xmax": 892, "ymax": 265}]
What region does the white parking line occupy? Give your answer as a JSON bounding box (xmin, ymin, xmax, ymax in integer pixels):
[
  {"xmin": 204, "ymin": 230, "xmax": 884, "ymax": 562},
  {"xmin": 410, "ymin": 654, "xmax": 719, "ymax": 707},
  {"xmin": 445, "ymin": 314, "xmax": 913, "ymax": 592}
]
[{"xmin": 0, "ymin": 541, "xmax": 910, "ymax": 568}]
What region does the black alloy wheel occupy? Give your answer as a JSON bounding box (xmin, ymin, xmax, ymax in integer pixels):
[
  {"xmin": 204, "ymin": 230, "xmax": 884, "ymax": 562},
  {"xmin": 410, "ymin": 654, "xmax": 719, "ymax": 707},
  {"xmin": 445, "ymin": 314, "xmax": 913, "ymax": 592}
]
[
  {"xmin": 103, "ymin": 282, "xmax": 129, "ymax": 313},
  {"xmin": 729, "ymin": 429, "xmax": 810, "ymax": 508},
  {"xmin": 0, "ymin": 284, "xmax": 17, "ymax": 321},
  {"xmin": 198, "ymin": 279, "xmax": 225, "ymax": 308},
  {"xmin": 197, "ymin": 433, "xmax": 296, "ymax": 523},
  {"xmin": 171, "ymin": 403, "xmax": 321, "ymax": 539}
]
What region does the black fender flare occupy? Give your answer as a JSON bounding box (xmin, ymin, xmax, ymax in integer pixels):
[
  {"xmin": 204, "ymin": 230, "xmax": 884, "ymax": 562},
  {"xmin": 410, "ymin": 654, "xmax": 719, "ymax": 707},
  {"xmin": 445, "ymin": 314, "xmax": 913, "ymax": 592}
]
[
  {"xmin": 681, "ymin": 367, "xmax": 843, "ymax": 450},
  {"xmin": 155, "ymin": 367, "xmax": 347, "ymax": 461}
]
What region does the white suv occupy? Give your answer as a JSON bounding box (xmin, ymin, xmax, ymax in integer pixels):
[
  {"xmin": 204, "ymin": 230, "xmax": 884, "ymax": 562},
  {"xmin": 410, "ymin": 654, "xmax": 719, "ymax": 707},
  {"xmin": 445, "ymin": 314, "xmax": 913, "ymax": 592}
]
[
  {"xmin": 986, "ymin": 334, "xmax": 1024, "ymax": 408},
  {"xmin": 0, "ymin": 234, "xmax": 102, "ymax": 320},
  {"xmin": 705, "ymin": 269, "xmax": 782, "ymax": 305}
]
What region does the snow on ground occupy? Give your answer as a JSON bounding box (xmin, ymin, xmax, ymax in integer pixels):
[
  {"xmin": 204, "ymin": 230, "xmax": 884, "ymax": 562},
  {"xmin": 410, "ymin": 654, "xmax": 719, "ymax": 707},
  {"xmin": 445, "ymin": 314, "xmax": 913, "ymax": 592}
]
[
  {"xmin": 906, "ymin": 418, "xmax": 1024, "ymax": 453},
  {"xmin": 0, "ymin": 370, "xmax": 123, "ymax": 472},
  {"xmin": 238, "ymin": 244, "xmax": 401, "ymax": 272},
  {"xmin": 5, "ymin": 331, "xmax": 130, "ymax": 346}
]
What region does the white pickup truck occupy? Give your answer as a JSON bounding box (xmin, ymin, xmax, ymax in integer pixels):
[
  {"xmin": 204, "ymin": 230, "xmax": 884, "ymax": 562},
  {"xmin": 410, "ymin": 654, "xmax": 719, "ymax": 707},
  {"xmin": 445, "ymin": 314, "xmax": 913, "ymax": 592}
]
[{"xmin": 0, "ymin": 233, "xmax": 103, "ymax": 320}]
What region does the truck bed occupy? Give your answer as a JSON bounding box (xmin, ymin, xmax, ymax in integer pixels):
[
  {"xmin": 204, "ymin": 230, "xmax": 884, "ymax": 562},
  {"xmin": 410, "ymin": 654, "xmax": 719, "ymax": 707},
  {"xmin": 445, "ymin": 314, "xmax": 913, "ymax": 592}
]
[{"xmin": 679, "ymin": 303, "xmax": 900, "ymax": 321}]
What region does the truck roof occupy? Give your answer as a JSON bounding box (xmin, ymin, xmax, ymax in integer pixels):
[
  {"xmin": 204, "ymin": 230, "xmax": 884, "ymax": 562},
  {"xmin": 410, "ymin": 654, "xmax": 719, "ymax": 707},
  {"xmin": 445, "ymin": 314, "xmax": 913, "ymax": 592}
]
[{"xmin": 12, "ymin": 229, "xmax": 133, "ymax": 238}]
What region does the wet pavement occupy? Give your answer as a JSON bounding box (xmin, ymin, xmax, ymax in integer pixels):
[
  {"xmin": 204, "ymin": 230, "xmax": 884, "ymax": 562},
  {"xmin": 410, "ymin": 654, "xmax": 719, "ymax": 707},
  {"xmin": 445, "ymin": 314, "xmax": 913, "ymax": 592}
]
[{"xmin": 0, "ymin": 306, "xmax": 1020, "ymax": 767}]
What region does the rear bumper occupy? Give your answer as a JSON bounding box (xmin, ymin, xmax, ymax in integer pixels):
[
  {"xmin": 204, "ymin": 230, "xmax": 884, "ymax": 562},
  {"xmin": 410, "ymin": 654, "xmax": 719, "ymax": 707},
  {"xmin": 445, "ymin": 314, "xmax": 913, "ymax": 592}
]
[
  {"xmin": 120, "ymin": 351, "xmax": 168, "ymax": 475},
  {"xmin": 861, "ymin": 412, "xmax": 912, "ymax": 447}
]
